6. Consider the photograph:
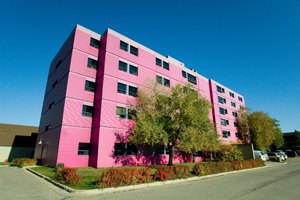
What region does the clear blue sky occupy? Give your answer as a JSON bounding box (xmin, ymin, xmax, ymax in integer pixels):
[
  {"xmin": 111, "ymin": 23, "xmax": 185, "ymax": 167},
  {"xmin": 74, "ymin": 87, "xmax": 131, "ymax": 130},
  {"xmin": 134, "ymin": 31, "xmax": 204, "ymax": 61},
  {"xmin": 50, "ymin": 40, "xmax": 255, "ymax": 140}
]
[{"xmin": 0, "ymin": 0, "xmax": 299, "ymax": 133}]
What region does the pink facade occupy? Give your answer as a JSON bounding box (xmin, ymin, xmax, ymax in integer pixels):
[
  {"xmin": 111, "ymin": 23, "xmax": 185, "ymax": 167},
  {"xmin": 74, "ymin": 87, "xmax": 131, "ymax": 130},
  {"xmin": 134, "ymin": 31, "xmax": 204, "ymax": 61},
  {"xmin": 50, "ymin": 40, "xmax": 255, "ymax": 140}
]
[{"xmin": 34, "ymin": 25, "xmax": 245, "ymax": 168}]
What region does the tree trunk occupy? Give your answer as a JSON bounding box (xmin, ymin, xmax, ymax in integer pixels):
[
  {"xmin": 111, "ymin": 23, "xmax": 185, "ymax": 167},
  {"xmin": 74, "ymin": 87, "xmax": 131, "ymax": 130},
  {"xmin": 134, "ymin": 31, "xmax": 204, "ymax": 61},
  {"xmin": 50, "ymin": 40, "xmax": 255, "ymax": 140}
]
[{"xmin": 168, "ymin": 145, "xmax": 173, "ymax": 165}]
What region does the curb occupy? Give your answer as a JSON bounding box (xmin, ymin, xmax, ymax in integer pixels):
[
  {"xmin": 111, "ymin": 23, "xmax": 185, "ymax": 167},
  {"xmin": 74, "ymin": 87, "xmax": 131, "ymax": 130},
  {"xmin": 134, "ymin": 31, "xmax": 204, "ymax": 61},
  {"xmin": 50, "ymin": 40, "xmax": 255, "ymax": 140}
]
[{"xmin": 26, "ymin": 165, "xmax": 270, "ymax": 195}]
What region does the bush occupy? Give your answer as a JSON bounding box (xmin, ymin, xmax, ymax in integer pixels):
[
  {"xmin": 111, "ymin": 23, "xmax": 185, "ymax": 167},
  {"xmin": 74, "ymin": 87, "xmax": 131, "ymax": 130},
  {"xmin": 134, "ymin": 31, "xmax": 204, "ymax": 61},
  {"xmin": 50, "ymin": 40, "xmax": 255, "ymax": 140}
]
[
  {"xmin": 154, "ymin": 166, "xmax": 191, "ymax": 181},
  {"xmin": 97, "ymin": 168, "xmax": 152, "ymax": 188},
  {"xmin": 216, "ymin": 141, "xmax": 244, "ymax": 162},
  {"xmin": 10, "ymin": 158, "xmax": 37, "ymax": 168},
  {"xmin": 54, "ymin": 167, "xmax": 82, "ymax": 186},
  {"xmin": 55, "ymin": 163, "xmax": 65, "ymax": 172},
  {"xmin": 193, "ymin": 159, "xmax": 265, "ymax": 176}
]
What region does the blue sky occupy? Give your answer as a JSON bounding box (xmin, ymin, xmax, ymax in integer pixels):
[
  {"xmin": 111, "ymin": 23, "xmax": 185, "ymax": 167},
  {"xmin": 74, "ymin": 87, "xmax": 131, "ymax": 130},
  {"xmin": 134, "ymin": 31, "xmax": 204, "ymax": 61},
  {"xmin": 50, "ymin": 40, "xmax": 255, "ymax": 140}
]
[{"xmin": 0, "ymin": 0, "xmax": 299, "ymax": 132}]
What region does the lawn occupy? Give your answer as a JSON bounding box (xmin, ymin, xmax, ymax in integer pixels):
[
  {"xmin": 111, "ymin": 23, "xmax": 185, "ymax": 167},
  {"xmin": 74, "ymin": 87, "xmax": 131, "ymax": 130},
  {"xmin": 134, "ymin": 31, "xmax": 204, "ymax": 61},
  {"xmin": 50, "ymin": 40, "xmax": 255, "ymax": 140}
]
[
  {"xmin": 0, "ymin": 162, "xmax": 10, "ymax": 165},
  {"xmin": 31, "ymin": 162, "xmax": 208, "ymax": 190}
]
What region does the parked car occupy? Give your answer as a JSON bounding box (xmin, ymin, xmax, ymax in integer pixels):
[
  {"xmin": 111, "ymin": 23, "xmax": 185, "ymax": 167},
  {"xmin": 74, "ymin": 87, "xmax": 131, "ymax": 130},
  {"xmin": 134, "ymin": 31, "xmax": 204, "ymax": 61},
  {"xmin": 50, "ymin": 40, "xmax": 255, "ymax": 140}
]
[
  {"xmin": 294, "ymin": 150, "xmax": 300, "ymax": 156},
  {"xmin": 254, "ymin": 150, "xmax": 266, "ymax": 161},
  {"xmin": 261, "ymin": 151, "xmax": 269, "ymax": 161},
  {"xmin": 267, "ymin": 152, "xmax": 281, "ymax": 162},
  {"xmin": 278, "ymin": 152, "xmax": 286, "ymax": 161},
  {"xmin": 285, "ymin": 151, "xmax": 297, "ymax": 157}
]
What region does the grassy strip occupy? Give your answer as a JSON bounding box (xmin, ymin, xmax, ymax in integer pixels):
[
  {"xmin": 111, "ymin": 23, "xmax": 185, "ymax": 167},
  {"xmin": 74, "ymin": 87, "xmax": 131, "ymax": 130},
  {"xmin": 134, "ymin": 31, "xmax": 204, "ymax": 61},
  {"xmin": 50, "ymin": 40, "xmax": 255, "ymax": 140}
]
[{"xmin": 0, "ymin": 162, "xmax": 10, "ymax": 165}]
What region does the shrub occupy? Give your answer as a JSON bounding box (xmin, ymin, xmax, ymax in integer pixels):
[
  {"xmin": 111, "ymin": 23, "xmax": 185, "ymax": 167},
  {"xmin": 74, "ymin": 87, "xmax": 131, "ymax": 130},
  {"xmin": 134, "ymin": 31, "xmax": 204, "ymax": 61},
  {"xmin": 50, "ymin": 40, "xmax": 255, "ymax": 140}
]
[
  {"xmin": 216, "ymin": 141, "xmax": 244, "ymax": 162},
  {"xmin": 10, "ymin": 158, "xmax": 37, "ymax": 168},
  {"xmin": 154, "ymin": 166, "xmax": 191, "ymax": 181},
  {"xmin": 193, "ymin": 159, "xmax": 265, "ymax": 176},
  {"xmin": 97, "ymin": 168, "xmax": 152, "ymax": 188},
  {"xmin": 54, "ymin": 167, "xmax": 82, "ymax": 186},
  {"xmin": 55, "ymin": 163, "xmax": 65, "ymax": 172}
]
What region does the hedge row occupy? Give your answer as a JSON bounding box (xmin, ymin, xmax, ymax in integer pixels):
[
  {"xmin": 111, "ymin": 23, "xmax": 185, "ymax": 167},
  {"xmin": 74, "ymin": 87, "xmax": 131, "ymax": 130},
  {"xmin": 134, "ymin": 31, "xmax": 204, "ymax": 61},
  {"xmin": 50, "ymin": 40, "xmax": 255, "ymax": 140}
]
[
  {"xmin": 154, "ymin": 166, "xmax": 191, "ymax": 181},
  {"xmin": 193, "ymin": 159, "xmax": 265, "ymax": 176},
  {"xmin": 10, "ymin": 158, "xmax": 37, "ymax": 168}
]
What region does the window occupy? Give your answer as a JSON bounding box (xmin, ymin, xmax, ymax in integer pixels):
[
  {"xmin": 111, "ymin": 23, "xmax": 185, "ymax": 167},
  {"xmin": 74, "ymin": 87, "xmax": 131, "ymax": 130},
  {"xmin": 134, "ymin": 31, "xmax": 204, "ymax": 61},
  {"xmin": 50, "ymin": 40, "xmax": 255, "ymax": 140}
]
[
  {"xmin": 116, "ymin": 107, "xmax": 136, "ymax": 120},
  {"xmin": 218, "ymin": 96, "xmax": 226, "ymax": 104},
  {"xmin": 129, "ymin": 86, "xmax": 138, "ymax": 97},
  {"xmin": 120, "ymin": 41, "xmax": 128, "ymax": 51},
  {"xmin": 129, "ymin": 65, "xmax": 138, "ymax": 76},
  {"xmin": 117, "ymin": 83, "xmax": 127, "ymax": 94},
  {"xmin": 49, "ymin": 102, "xmax": 54, "ymax": 110},
  {"xmin": 230, "ymin": 92, "xmax": 234, "ymax": 98},
  {"xmin": 234, "ymin": 122, "xmax": 238, "ymax": 127},
  {"xmin": 118, "ymin": 61, "xmax": 138, "ymax": 76},
  {"xmin": 78, "ymin": 143, "xmax": 90, "ymax": 155},
  {"xmin": 163, "ymin": 61, "xmax": 169, "ymax": 70},
  {"xmin": 240, "ymin": 105, "xmax": 243, "ymax": 109},
  {"xmin": 85, "ymin": 81, "xmax": 95, "ymax": 92},
  {"xmin": 130, "ymin": 46, "xmax": 138, "ymax": 56},
  {"xmin": 187, "ymin": 74, "xmax": 197, "ymax": 85},
  {"xmin": 157, "ymin": 145, "xmax": 169, "ymax": 155},
  {"xmin": 156, "ymin": 58, "xmax": 162, "ymax": 66},
  {"xmin": 219, "ymin": 107, "xmax": 228, "ymax": 115},
  {"xmin": 222, "ymin": 130, "xmax": 230, "ymax": 138},
  {"xmin": 114, "ymin": 143, "xmax": 137, "ymax": 156},
  {"xmin": 90, "ymin": 38, "xmax": 100, "ymax": 49},
  {"xmin": 217, "ymin": 86, "xmax": 225, "ymax": 93},
  {"xmin": 231, "ymin": 102, "xmax": 236, "ymax": 107},
  {"xmin": 232, "ymin": 112, "xmax": 238, "ymax": 117},
  {"xmin": 116, "ymin": 107, "xmax": 126, "ymax": 119},
  {"xmin": 87, "ymin": 58, "xmax": 98, "ymax": 70},
  {"xmin": 56, "ymin": 60, "xmax": 61, "ymax": 69},
  {"xmin": 82, "ymin": 105, "xmax": 93, "ymax": 117},
  {"xmin": 118, "ymin": 61, "xmax": 127, "ymax": 72},
  {"xmin": 238, "ymin": 97, "xmax": 243, "ymax": 102},
  {"xmin": 196, "ymin": 151, "xmax": 203, "ymax": 157},
  {"xmin": 45, "ymin": 125, "xmax": 51, "ymax": 131},
  {"xmin": 182, "ymin": 71, "xmax": 187, "ymax": 78},
  {"xmin": 221, "ymin": 119, "xmax": 229, "ymax": 126},
  {"xmin": 235, "ymin": 132, "xmax": 239, "ymax": 138},
  {"xmin": 52, "ymin": 80, "xmax": 58, "ymax": 89},
  {"xmin": 156, "ymin": 75, "xmax": 170, "ymax": 87}
]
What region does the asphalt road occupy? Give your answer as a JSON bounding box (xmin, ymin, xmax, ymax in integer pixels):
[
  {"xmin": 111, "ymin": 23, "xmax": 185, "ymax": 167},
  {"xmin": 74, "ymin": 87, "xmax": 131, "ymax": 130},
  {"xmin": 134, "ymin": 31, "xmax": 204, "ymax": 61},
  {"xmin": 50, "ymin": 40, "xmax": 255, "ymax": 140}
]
[{"xmin": 0, "ymin": 158, "xmax": 299, "ymax": 200}]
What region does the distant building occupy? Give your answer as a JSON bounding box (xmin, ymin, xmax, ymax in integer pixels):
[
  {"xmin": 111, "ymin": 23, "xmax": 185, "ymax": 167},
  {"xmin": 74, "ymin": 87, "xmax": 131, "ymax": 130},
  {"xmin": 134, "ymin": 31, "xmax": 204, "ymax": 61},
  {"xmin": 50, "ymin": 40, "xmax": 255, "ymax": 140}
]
[
  {"xmin": 34, "ymin": 25, "xmax": 246, "ymax": 168},
  {"xmin": 0, "ymin": 123, "xmax": 38, "ymax": 162}
]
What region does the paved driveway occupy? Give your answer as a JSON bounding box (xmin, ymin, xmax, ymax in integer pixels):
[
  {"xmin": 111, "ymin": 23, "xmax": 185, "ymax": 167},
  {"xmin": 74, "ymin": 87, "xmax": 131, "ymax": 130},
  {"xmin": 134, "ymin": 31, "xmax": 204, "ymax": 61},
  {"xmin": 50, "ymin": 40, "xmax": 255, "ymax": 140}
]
[{"xmin": 0, "ymin": 158, "xmax": 299, "ymax": 200}]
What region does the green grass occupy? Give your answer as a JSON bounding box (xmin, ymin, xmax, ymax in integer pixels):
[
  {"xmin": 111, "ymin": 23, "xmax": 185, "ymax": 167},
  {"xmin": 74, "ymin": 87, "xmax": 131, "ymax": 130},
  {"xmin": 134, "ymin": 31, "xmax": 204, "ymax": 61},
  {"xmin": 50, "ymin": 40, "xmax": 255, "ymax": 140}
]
[
  {"xmin": 30, "ymin": 162, "xmax": 207, "ymax": 190},
  {"xmin": 0, "ymin": 162, "xmax": 10, "ymax": 165}
]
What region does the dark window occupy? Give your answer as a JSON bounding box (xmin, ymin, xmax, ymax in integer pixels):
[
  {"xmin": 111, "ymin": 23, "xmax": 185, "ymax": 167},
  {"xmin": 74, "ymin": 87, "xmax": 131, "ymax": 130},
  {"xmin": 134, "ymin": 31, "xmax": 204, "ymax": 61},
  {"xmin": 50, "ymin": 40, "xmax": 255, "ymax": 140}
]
[
  {"xmin": 129, "ymin": 86, "xmax": 138, "ymax": 97},
  {"xmin": 235, "ymin": 132, "xmax": 239, "ymax": 138},
  {"xmin": 117, "ymin": 83, "xmax": 127, "ymax": 94},
  {"xmin": 127, "ymin": 144, "xmax": 137, "ymax": 155},
  {"xmin": 188, "ymin": 74, "xmax": 197, "ymax": 85},
  {"xmin": 128, "ymin": 109, "xmax": 137, "ymax": 120},
  {"xmin": 56, "ymin": 60, "xmax": 61, "ymax": 69},
  {"xmin": 231, "ymin": 102, "xmax": 236, "ymax": 107},
  {"xmin": 130, "ymin": 46, "xmax": 138, "ymax": 56},
  {"xmin": 163, "ymin": 62, "xmax": 169, "ymax": 70},
  {"xmin": 196, "ymin": 151, "xmax": 203, "ymax": 157},
  {"xmin": 129, "ymin": 65, "xmax": 138, "ymax": 76},
  {"xmin": 222, "ymin": 131, "xmax": 230, "ymax": 138},
  {"xmin": 85, "ymin": 81, "xmax": 95, "ymax": 92},
  {"xmin": 230, "ymin": 92, "xmax": 234, "ymax": 98},
  {"xmin": 234, "ymin": 122, "xmax": 238, "ymax": 127},
  {"xmin": 156, "ymin": 58, "xmax": 162, "ymax": 66},
  {"xmin": 45, "ymin": 125, "xmax": 51, "ymax": 131},
  {"xmin": 156, "ymin": 75, "xmax": 163, "ymax": 84},
  {"xmin": 238, "ymin": 97, "xmax": 243, "ymax": 102},
  {"xmin": 232, "ymin": 112, "xmax": 238, "ymax": 117},
  {"xmin": 114, "ymin": 143, "xmax": 126, "ymax": 155},
  {"xmin": 78, "ymin": 143, "xmax": 90, "ymax": 155},
  {"xmin": 90, "ymin": 38, "xmax": 100, "ymax": 49},
  {"xmin": 87, "ymin": 58, "xmax": 98, "ymax": 70},
  {"xmin": 217, "ymin": 86, "xmax": 225, "ymax": 93},
  {"xmin": 120, "ymin": 41, "xmax": 128, "ymax": 51},
  {"xmin": 118, "ymin": 61, "xmax": 127, "ymax": 72},
  {"xmin": 52, "ymin": 80, "xmax": 58, "ymax": 89},
  {"xmin": 82, "ymin": 105, "xmax": 93, "ymax": 117},
  {"xmin": 220, "ymin": 107, "xmax": 227, "ymax": 115},
  {"xmin": 116, "ymin": 107, "xmax": 126, "ymax": 119},
  {"xmin": 221, "ymin": 119, "xmax": 229, "ymax": 126},
  {"xmin": 182, "ymin": 71, "xmax": 187, "ymax": 78},
  {"xmin": 218, "ymin": 96, "xmax": 226, "ymax": 104},
  {"xmin": 49, "ymin": 102, "xmax": 54, "ymax": 110},
  {"xmin": 164, "ymin": 79, "xmax": 170, "ymax": 87},
  {"xmin": 157, "ymin": 145, "xmax": 169, "ymax": 155}
]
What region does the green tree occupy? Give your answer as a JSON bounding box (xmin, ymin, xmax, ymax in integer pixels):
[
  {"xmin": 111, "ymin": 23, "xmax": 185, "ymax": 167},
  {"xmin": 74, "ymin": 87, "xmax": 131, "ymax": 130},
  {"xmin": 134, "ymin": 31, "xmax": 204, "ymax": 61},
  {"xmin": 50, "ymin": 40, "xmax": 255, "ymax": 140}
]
[
  {"xmin": 270, "ymin": 119, "xmax": 284, "ymax": 150},
  {"xmin": 128, "ymin": 81, "xmax": 218, "ymax": 165},
  {"xmin": 292, "ymin": 130, "xmax": 300, "ymax": 149}
]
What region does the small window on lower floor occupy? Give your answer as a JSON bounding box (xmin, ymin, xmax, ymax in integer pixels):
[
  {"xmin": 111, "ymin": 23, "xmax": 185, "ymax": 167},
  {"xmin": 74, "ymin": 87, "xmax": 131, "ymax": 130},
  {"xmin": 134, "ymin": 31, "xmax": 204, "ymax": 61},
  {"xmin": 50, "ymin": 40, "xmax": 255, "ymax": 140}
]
[
  {"xmin": 222, "ymin": 131, "xmax": 230, "ymax": 138},
  {"xmin": 114, "ymin": 143, "xmax": 137, "ymax": 156},
  {"xmin": 157, "ymin": 145, "xmax": 169, "ymax": 155},
  {"xmin": 78, "ymin": 143, "xmax": 90, "ymax": 155},
  {"xmin": 45, "ymin": 125, "xmax": 51, "ymax": 131},
  {"xmin": 85, "ymin": 81, "xmax": 95, "ymax": 92},
  {"xmin": 82, "ymin": 105, "xmax": 93, "ymax": 117},
  {"xmin": 196, "ymin": 151, "xmax": 203, "ymax": 157},
  {"xmin": 116, "ymin": 107, "xmax": 126, "ymax": 118}
]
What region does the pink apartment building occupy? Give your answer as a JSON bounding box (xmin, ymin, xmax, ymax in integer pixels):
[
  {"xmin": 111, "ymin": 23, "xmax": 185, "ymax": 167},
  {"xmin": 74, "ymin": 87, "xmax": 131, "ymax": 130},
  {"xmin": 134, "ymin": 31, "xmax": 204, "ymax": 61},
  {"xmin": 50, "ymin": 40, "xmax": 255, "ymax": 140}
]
[{"xmin": 34, "ymin": 25, "xmax": 245, "ymax": 168}]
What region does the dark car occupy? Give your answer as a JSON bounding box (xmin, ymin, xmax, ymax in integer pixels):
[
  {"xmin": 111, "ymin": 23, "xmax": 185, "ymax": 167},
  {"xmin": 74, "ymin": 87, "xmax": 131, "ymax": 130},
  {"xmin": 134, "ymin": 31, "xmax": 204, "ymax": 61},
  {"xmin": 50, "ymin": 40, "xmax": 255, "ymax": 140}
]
[
  {"xmin": 285, "ymin": 151, "xmax": 297, "ymax": 157},
  {"xmin": 294, "ymin": 150, "xmax": 300, "ymax": 156}
]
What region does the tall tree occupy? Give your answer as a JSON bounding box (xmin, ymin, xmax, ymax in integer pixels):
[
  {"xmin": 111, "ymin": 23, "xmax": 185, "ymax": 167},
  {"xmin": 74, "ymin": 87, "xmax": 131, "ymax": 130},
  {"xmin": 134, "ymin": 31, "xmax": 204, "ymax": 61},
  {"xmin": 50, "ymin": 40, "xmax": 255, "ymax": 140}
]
[
  {"xmin": 128, "ymin": 81, "xmax": 218, "ymax": 165},
  {"xmin": 270, "ymin": 119, "xmax": 284, "ymax": 150}
]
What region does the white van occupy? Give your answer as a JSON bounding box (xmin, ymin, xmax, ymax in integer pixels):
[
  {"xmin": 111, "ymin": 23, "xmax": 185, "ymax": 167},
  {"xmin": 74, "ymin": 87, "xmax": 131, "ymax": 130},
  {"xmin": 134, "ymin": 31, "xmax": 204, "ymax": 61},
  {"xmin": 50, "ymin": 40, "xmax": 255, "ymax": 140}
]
[{"xmin": 254, "ymin": 150, "xmax": 266, "ymax": 161}]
